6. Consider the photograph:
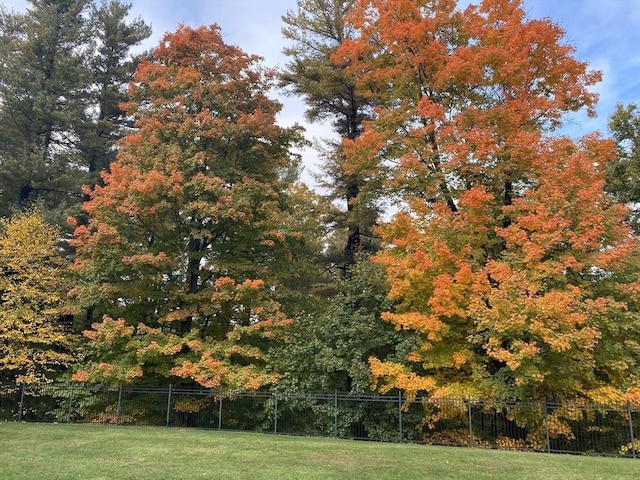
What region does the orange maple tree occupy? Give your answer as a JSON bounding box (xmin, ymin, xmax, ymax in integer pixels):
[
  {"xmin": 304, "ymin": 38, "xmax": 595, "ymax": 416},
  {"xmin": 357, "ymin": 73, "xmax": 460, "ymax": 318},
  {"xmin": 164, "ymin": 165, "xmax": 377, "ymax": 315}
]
[
  {"xmin": 337, "ymin": 0, "xmax": 640, "ymax": 403},
  {"xmin": 71, "ymin": 25, "xmax": 304, "ymax": 389}
]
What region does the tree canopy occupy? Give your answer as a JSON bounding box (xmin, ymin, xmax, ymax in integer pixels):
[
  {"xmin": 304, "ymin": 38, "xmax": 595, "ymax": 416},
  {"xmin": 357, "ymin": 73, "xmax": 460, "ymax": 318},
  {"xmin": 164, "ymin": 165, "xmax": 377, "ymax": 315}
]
[
  {"xmin": 0, "ymin": 0, "xmax": 150, "ymax": 224},
  {"xmin": 0, "ymin": 210, "xmax": 76, "ymax": 384},
  {"xmin": 0, "ymin": 0, "xmax": 637, "ymax": 412},
  {"xmin": 71, "ymin": 24, "xmax": 306, "ymax": 389},
  {"xmin": 335, "ymin": 0, "xmax": 640, "ymax": 403}
]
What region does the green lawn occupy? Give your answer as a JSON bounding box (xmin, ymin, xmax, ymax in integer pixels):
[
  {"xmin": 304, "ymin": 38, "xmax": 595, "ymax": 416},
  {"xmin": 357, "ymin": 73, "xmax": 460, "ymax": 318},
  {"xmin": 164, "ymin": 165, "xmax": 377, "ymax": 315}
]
[{"xmin": 0, "ymin": 423, "xmax": 638, "ymax": 479}]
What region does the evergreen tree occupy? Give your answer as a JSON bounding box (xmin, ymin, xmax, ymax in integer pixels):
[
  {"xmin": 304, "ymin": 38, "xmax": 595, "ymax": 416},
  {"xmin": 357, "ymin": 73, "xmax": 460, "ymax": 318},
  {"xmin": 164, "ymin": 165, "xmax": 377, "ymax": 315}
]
[
  {"xmin": 78, "ymin": 0, "xmax": 151, "ymax": 183},
  {"xmin": 281, "ymin": 0, "xmax": 376, "ymax": 269},
  {"xmin": 606, "ymin": 103, "xmax": 640, "ymax": 233},
  {"xmin": 0, "ymin": 0, "xmax": 150, "ymax": 225},
  {"xmin": 0, "ymin": 0, "xmax": 91, "ymax": 219}
]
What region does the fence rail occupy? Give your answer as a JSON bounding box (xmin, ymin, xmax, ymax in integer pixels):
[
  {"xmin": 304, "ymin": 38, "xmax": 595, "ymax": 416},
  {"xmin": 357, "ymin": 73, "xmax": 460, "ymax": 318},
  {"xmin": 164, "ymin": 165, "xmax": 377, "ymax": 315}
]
[{"xmin": 1, "ymin": 382, "xmax": 638, "ymax": 457}]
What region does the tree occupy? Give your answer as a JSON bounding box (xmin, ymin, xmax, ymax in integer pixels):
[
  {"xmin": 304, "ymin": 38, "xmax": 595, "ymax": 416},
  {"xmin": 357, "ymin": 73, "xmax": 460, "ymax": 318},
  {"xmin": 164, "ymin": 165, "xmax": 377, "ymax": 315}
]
[
  {"xmin": 0, "ymin": 211, "xmax": 76, "ymax": 384},
  {"xmin": 71, "ymin": 25, "xmax": 306, "ymax": 389},
  {"xmin": 606, "ymin": 103, "xmax": 640, "ymax": 232},
  {"xmin": 337, "ymin": 0, "xmax": 640, "ymax": 402},
  {"xmin": 0, "ymin": 0, "xmax": 150, "ymax": 224},
  {"xmin": 281, "ymin": 0, "xmax": 377, "ymax": 268},
  {"xmin": 0, "ymin": 0, "xmax": 90, "ymax": 219},
  {"xmin": 267, "ymin": 182, "xmax": 337, "ymax": 318},
  {"xmin": 78, "ymin": 0, "xmax": 151, "ymax": 183},
  {"xmin": 274, "ymin": 257, "xmax": 416, "ymax": 393}
]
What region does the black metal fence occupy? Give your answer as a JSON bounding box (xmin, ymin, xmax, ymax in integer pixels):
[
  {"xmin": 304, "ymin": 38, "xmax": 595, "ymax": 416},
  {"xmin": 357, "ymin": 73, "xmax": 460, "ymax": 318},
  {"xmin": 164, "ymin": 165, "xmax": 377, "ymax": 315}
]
[{"xmin": 1, "ymin": 382, "xmax": 638, "ymax": 457}]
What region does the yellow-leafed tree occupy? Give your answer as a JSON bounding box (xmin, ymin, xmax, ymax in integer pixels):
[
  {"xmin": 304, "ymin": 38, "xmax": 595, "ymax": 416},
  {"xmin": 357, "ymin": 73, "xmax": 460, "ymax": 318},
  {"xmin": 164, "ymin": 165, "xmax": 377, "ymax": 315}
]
[{"xmin": 0, "ymin": 211, "xmax": 76, "ymax": 385}]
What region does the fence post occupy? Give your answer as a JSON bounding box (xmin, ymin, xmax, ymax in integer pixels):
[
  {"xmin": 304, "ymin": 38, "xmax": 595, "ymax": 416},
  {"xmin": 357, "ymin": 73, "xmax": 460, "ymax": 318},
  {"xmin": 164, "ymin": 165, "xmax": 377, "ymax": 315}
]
[
  {"xmin": 67, "ymin": 382, "xmax": 75, "ymax": 423},
  {"xmin": 218, "ymin": 388, "xmax": 223, "ymax": 430},
  {"xmin": 543, "ymin": 398, "xmax": 551, "ymax": 453},
  {"xmin": 17, "ymin": 381, "xmax": 25, "ymax": 422},
  {"xmin": 628, "ymin": 401, "xmax": 637, "ymax": 459},
  {"xmin": 334, "ymin": 389, "xmax": 338, "ymax": 439},
  {"xmin": 273, "ymin": 390, "xmax": 278, "ymax": 434},
  {"xmin": 165, "ymin": 384, "xmax": 172, "ymax": 427},
  {"xmin": 116, "ymin": 384, "xmax": 123, "ymax": 425},
  {"xmin": 398, "ymin": 391, "xmax": 403, "ymax": 442},
  {"xmin": 466, "ymin": 399, "xmax": 474, "ymax": 447}
]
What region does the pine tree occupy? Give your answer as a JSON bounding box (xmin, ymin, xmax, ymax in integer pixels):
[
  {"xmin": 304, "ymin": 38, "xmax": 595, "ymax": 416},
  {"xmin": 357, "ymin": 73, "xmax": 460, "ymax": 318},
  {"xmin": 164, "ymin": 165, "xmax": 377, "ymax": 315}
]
[
  {"xmin": 281, "ymin": 0, "xmax": 376, "ymax": 268},
  {"xmin": 78, "ymin": 0, "xmax": 151, "ymax": 183},
  {"xmin": 0, "ymin": 0, "xmax": 150, "ymax": 225},
  {"xmin": 606, "ymin": 103, "xmax": 640, "ymax": 233},
  {"xmin": 0, "ymin": 0, "xmax": 91, "ymax": 219}
]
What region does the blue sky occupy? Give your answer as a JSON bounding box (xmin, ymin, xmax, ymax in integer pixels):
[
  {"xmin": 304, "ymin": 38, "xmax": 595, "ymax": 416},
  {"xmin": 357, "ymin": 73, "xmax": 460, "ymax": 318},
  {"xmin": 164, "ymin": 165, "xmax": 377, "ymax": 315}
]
[{"xmin": 3, "ymin": 0, "xmax": 639, "ymax": 184}]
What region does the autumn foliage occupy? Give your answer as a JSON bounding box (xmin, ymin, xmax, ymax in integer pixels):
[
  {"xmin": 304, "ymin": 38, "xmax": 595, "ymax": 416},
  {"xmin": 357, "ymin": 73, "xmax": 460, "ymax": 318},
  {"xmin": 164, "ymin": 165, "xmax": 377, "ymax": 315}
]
[
  {"xmin": 0, "ymin": 1, "xmax": 637, "ymax": 414},
  {"xmin": 71, "ymin": 25, "xmax": 302, "ymax": 389},
  {"xmin": 336, "ymin": 0, "xmax": 640, "ymax": 403},
  {"xmin": 0, "ymin": 211, "xmax": 75, "ymax": 384}
]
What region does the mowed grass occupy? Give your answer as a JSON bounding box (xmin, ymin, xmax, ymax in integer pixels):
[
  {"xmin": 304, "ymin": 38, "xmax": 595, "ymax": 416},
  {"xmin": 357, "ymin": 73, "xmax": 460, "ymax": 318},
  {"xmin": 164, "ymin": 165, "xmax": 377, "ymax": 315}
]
[{"xmin": 0, "ymin": 423, "xmax": 639, "ymax": 480}]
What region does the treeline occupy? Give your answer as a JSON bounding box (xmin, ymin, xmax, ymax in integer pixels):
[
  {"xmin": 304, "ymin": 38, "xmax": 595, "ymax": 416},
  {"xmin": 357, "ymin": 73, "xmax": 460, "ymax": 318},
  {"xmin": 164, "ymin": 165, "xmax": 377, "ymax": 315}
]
[{"xmin": 1, "ymin": 0, "xmax": 639, "ymax": 419}]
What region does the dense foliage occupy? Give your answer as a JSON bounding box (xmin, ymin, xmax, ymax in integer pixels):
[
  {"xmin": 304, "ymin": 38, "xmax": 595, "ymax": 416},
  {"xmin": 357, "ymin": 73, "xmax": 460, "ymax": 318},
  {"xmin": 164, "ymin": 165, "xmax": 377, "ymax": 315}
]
[
  {"xmin": 0, "ymin": 0, "xmax": 638, "ymax": 413},
  {"xmin": 335, "ymin": 0, "xmax": 640, "ymax": 403},
  {"xmin": 0, "ymin": 211, "xmax": 76, "ymax": 384},
  {"xmin": 71, "ymin": 25, "xmax": 307, "ymax": 389},
  {"xmin": 0, "ymin": 0, "xmax": 150, "ymax": 225}
]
